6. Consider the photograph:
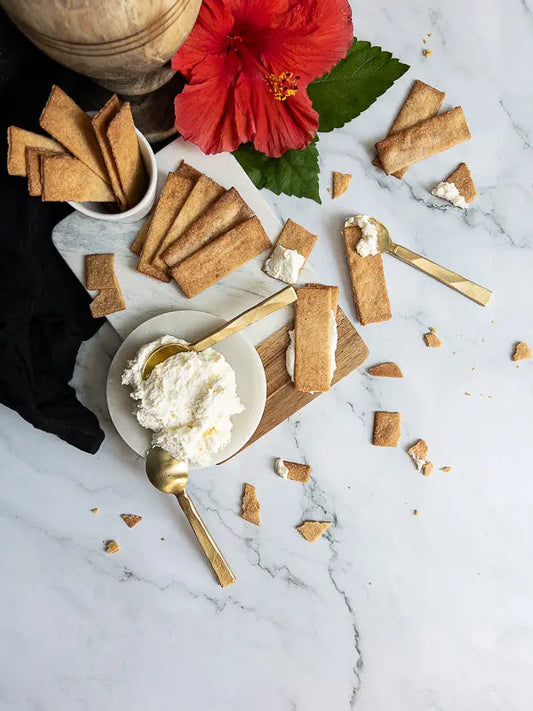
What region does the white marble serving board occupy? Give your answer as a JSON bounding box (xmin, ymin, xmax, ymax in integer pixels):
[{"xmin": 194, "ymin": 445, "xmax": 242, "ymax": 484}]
[{"xmin": 52, "ymin": 137, "xmax": 316, "ymax": 345}]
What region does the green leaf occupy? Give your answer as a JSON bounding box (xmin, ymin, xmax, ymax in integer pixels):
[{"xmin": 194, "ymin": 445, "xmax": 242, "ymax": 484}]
[
  {"xmin": 233, "ymin": 140, "xmax": 321, "ymax": 204},
  {"xmin": 308, "ymin": 38, "xmax": 409, "ymax": 133}
]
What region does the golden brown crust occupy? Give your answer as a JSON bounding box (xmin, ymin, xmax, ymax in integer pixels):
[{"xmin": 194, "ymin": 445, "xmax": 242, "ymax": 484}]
[
  {"xmin": 512, "ymin": 341, "xmax": 532, "ymax": 361},
  {"xmin": 25, "ymin": 147, "xmax": 64, "ymax": 196},
  {"xmin": 7, "ymin": 126, "xmax": 64, "ymax": 176},
  {"xmin": 368, "ymin": 362, "xmax": 403, "ymax": 378},
  {"xmin": 372, "ymin": 411, "xmax": 401, "ymax": 447},
  {"xmin": 171, "ymin": 216, "xmax": 271, "ymax": 298},
  {"xmin": 440, "ymin": 466, "xmax": 452, "ymax": 472},
  {"xmin": 92, "ymin": 94, "xmax": 127, "ymax": 209},
  {"xmin": 41, "ymin": 154, "xmax": 115, "ymax": 202},
  {"xmin": 85, "ymin": 253, "xmax": 116, "ymax": 290},
  {"xmin": 332, "ymin": 171, "xmax": 352, "ymax": 198},
  {"xmin": 373, "ymin": 80, "xmax": 445, "ymax": 178},
  {"xmin": 176, "ymin": 161, "xmax": 202, "ymax": 181},
  {"xmin": 343, "ymin": 225, "xmax": 392, "ymax": 325},
  {"xmin": 105, "ymin": 540, "xmax": 120, "ymax": 554},
  {"xmin": 135, "ymin": 261, "xmax": 171, "ymax": 283},
  {"xmin": 424, "ymin": 332, "xmax": 442, "ymax": 348},
  {"xmin": 376, "ymin": 107, "xmax": 471, "ymax": 175},
  {"xmin": 120, "ymin": 514, "xmax": 142, "ymax": 528},
  {"xmin": 445, "ymin": 162, "xmax": 477, "ymax": 203},
  {"xmin": 294, "ymin": 284, "xmax": 339, "ymax": 392},
  {"xmin": 242, "ymin": 483, "xmax": 260, "ymax": 525},
  {"xmin": 407, "ymin": 439, "xmax": 428, "ymax": 468},
  {"xmin": 39, "ymin": 85, "xmax": 109, "ymax": 183},
  {"xmin": 296, "ymin": 521, "xmax": 331, "ymax": 542},
  {"xmin": 89, "ymin": 288, "xmax": 125, "ymax": 318},
  {"xmin": 422, "ymin": 462, "xmax": 434, "ymax": 476},
  {"xmin": 275, "ymin": 218, "xmax": 318, "ymax": 261},
  {"xmin": 162, "ymin": 188, "xmax": 253, "ymax": 267},
  {"xmin": 283, "ymin": 461, "xmax": 312, "ymax": 483},
  {"xmin": 107, "ymin": 101, "xmax": 146, "ymax": 208},
  {"xmin": 152, "ymin": 174, "xmax": 223, "ymax": 271},
  {"xmin": 130, "ymin": 219, "xmax": 151, "ymax": 255}
]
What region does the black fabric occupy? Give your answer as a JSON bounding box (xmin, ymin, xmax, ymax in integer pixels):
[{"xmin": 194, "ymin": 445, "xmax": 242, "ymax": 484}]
[{"xmin": 0, "ymin": 12, "xmax": 105, "ymax": 454}]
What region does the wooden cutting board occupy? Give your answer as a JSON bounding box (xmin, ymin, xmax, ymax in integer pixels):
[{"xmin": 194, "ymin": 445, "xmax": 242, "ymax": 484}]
[{"xmin": 240, "ymin": 307, "xmax": 368, "ymax": 451}]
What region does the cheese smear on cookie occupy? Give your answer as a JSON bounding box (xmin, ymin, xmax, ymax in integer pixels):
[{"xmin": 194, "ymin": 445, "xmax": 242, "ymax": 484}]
[
  {"xmin": 264, "ymin": 245, "xmax": 306, "ymax": 284},
  {"xmin": 431, "ymin": 181, "xmax": 469, "ymax": 209},
  {"xmin": 122, "ymin": 336, "xmax": 244, "ymax": 466},
  {"xmin": 286, "ymin": 311, "xmax": 338, "ymax": 383},
  {"xmin": 346, "ymin": 215, "xmax": 380, "ymax": 257}
]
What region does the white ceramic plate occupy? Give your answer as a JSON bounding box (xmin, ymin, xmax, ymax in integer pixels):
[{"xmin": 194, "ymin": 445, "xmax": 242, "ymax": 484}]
[{"xmin": 106, "ymin": 311, "xmax": 267, "ymax": 468}]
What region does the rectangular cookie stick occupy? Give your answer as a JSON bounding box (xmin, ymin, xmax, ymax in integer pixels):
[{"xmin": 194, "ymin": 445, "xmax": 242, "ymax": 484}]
[
  {"xmin": 41, "ymin": 154, "xmax": 115, "ymax": 202},
  {"xmin": 92, "ymin": 95, "xmax": 127, "ymax": 209},
  {"xmin": 171, "ymin": 216, "xmax": 271, "ymax": 298},
  {"xmin": 294, "ymin": 284, "xmax": 339, "ymax": 393},
  {"xmin": 373, "ymin": 79, "xmax": 445, "ymax": 178},
  {"xmin": 343, "ymin": 225, "xmax": 391, "ymax": 325},
  {"xmin": 25, "ymin": 147, "xmax": 64, "ymax": 196},
  {"xmin": 162, "ymin": 187, "xmax": 253, "ymax": 267},
  {"xmin": 7, "ymin": 126, "xmax": 64, "ymax": 176},
  {"xmin": 376, "ymin": 107, "xmax": 471, "ymax": 175},
  {"xmin": 107, "ymin": 101, "xmax": 146, "ymax": 208}
]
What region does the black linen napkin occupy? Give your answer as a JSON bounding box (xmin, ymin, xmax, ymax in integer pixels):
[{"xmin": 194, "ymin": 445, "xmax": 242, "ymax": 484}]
[{"xmin": 0, "ymin": 12, "xmax": 105, "ymax": 454}]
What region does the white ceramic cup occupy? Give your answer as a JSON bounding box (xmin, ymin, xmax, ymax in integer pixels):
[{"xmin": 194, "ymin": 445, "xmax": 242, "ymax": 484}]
[{"xmin": 68, "ymin": 127, "xmax": 157, "ymax": 223}]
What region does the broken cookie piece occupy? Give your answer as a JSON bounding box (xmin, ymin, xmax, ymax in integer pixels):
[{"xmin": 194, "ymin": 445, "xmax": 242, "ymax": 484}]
[
  {"xmin": 263, "ymin": 218, "xmax": 317, "ymax": 284},
  {"xmin": 512, "ymin": 341, "xmax": 532, "ymax": 362},
  {"xmin": 241, "ymin": 483, "xmax": 260, "ymax": 526},
  {"xmin": 407, "ymin": 439, "xmax": 429, "ymax": 471},
  {"xmin": 432, "ymin": 163, "xmax": 477, "ymax": 208},
  {"xmin": 120, "ymin": 514, "xmax": 142, "ymax": 528},
  {"xmin": 274, "ymin": 459, "xmax": 311, "ymax": 483},
  {"xmin": 368, "ymin": 362, "xmax": 403, "ymax": 378},
  {"xmin": 422, "ymin": 462, "xmax": 434, "ymax": 476},
  {"xmin": 372, "ymin": 411, "xmax": 401, "ymax": 447},
  {"xmin": 296, "ymin": 521, "xmax": 331, "ymax": 542},
  {"xmin": 105, "ymin": 540, "xmax": 120, "ymax": 554},
  {"xmin": 85, "ymin": 253, "xmax": 126, "ymax": 319},
  {"xmin": 332, "ymin": 171, "xmax": 352, "ymax": 198},
  {"xmin": 424, "ymin": 332, "xmax": 442, "ymax": 348}
]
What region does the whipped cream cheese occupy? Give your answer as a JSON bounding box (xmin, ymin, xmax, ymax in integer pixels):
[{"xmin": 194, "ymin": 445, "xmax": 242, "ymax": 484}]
[
  {"xmin": 345, "ymin": 215, "xmax": 380, "ymax": 257},
  {"xmin": 286, "ymin": 311, "xmax": 338, "ymax": 383},
  {"xmin": 122, "ymin": 335, "xmax": 244, "ymax": 466},
  {"xmin": 264, "ymin": 245, "xmax": 306, "ymax": 284},
  {"xmin": 274, "ymin": 458, "xmax": 289, "ymax": 478},
  {"xmin": 431, "ymin": 181, "xmax": 469, "ymax": 209}
]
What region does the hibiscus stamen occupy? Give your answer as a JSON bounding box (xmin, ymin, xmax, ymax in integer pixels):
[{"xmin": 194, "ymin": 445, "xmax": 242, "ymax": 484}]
[{"xmin": 265, "ymin": 72, "xmax": 300, "ymax": 101}]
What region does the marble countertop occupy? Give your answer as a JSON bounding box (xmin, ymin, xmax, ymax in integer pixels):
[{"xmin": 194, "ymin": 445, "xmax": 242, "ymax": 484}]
[{"xmin": 2, "ymin": 1, "xmax": 533, "ymax": 709}]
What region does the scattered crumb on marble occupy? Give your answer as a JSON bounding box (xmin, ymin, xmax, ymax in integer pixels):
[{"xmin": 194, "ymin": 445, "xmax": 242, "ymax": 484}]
[
  {"xmin": 161, "ymin": 537, "xmax": 166, "ymax": 541},
  {"xmin": 413, "ymin": 509, "xmax": 420, "ymax": 516},
  {"xmin": 423, "ymin": 38, "xmax": 427, "ymax": 43},
  {"xmin": 296, "ymin": 521, "xmax": 331, "ymax": 542},
  {"xmin": 440, "ymin": 466, "xmax": 452, "ymax": 472},
  {"xmin": 423, "ymin": 48, "xmax": 433, "ymax": 57},
  {"xmin": 512, "ymin": 341, "xmax": 532, "ymax": 362},
  {"xmin": 120, "ymin": 514, "xmax": 142, "ymax": 528},
  {"xmin": 488, "ymin": 395, "xmax": 493, "ymax": 399},
  {"xmin": 368, "ymin": 582, "xmax": 373, "ymax": 586},
  {"xmin": 429, "ymin": 326, "xmax": 437, "ymax": 333},
  {"xmin": 91, "ymin": 508, "xmax": 99, "ymax": 514},
  {"xmin": 424, "ymin": 333, "xmax": 442, "ymax": 348},
  {"xmin": 427, "ymin": 32, "xmax": 432, "ymax": 36},
  {"xmin": 465, "ymin": 392, "xmax": 471, "ymax": 396},
  {"xmin": 105, "ymin": 540, "xmax": 120, "ymax": 554},
  {"xmin": 472, "ymin": 366, "xmax": 476, "ymax": 371},
  {"xmin": 422, "ymin": 462, "xmax": 434, "ymax": 477}
]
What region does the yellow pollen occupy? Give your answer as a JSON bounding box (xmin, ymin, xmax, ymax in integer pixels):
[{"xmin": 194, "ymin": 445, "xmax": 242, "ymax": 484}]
[{"xmin": 265, "ymin": 71, "xmax": 299, "ymax": 101}]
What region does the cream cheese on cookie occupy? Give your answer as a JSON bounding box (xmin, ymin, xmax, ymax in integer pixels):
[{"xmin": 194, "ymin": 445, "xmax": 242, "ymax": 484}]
[
  {"xmin": 264, "ymin": 244, "xmax": 306, "ymax": 284},
  {"xmin": 431, "ymin": 181, "xmax": 469, "ymax": 209},
  {"xmin": 274, "ymin": 458, "xmax": 289, "ymax": 478},
  {"xmin": 286, "ymin": 311, "xmax": 338, "ymax": 383},
  {"xmin": 346, "ymin": 215, "xmax": 380, "ymax": 257},
  {"xmin": 122, "ymin": 335, "xmax": 244, "ymax": 466}
]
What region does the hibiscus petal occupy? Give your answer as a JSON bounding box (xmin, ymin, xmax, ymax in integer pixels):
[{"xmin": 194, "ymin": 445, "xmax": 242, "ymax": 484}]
[{"xmin": 174, "ymin": 55, "xmax": 255, "ymax": 154}]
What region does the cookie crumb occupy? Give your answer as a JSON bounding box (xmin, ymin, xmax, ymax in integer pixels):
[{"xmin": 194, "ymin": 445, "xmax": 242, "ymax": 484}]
[
  {"xmin": 423, "ymin": 48, "xmax": 433, "ymax": 57},
  {"xmin": 512, "ymin": 341, "xmax": 532, "ymax": 362},
  {"xmin": 332, "ymin": 171, "xmax": 352, "ymax": 199},
  {"xmin": 427, "ymin": 32, "xmax": 433, "ymax": 37},
  {"xmin": 368, "ymin": 362, "xmax": 403, "ymax": 378},
  {"xmin": 424, "ymin": 332, "xmax": 442, "ymax": 348},
  {"xmin": 465, "ymin": 392, "xmax": 471, "ymax": 396},
  {"xmin": 105, "ymin": 540, "xmax": 120, "ymax": 554},
  {"xmin": 413, "ymin": 509, "xmax": 420, "ymax": 516},
  {"xmin": 296, "ymin": 521, "xmax": 331, "ymax": 542},
  {"xmin": 91, "ymin": 508, "xmax": 99, "ymax": 514},
  {"xmin": 161, "ymin": 537, "xmax": 166, "ymax": 541},
  {"xmin": 422, "ymin": 462, "xmax": 434, "ymax": 477},
  {"xmin": 120, "ymin": 514, "xmax": 142, "ymax": 528},
  {"xmin": 429, "ymin": 327, "xmax": 437, "ymax": 333},
  {"xmin": 440, "ymin": 466, "xmax": 452, "ymax": 472},
  {"xmin": 242, "ymin": 483, "xmax": 261, "ymax": 525}
]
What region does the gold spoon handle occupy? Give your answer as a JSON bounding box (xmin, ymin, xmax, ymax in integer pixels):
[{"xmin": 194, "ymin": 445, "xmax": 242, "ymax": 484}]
[
  {"xmin": 192, "ymin": 285, "xmax": 297, "ymax": 351},
  {"xmin": 390, "ymin": 243, "xmax": 492, "ymax": 306},
  {"xmin": 175, "ymin": 490, "xmax": 236, "ymax": 588}
]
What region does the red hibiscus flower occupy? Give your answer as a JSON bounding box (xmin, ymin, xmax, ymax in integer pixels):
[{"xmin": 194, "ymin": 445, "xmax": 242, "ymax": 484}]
[{"xmin": 171, "ymin": 0, "xmax": 353, "ymax": 157}]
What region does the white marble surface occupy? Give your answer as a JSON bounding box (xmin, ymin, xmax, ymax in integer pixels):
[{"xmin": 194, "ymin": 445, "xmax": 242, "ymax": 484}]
[{"xmin": 1, "ymin": 0, "xmax": 533, "ymax": 708}]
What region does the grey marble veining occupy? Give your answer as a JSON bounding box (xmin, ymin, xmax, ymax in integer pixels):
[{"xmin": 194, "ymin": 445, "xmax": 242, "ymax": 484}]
[{"xmin": 2, "ymin": 0, "xmax": 533, "ymax": 709}]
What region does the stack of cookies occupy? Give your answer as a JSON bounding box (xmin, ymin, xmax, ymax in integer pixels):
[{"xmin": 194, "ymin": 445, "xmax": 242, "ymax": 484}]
[{"xmin": 7, "ymin": 86, "xmax": 146, "ymax": 210}]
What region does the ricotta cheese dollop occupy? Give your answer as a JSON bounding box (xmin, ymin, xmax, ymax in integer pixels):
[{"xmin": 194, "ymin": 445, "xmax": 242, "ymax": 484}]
[
  {"xmin": 122, "ymin": 335, "xmax": 244, "ymax": 466},
  {"xmin": 345, "ymin": 215, "xmax": 380, "ymax": 257},
  {"xmin": 431, "ymin": 181, "xmax": 469, "ymax": 209},
  {"xmin": 264, "ymin": 244, "xmax": 306, "ymax": 284}
]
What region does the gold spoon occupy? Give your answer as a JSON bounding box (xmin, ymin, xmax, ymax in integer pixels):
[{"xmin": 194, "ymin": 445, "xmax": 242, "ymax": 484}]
[
  {"xmin": 347, "ymin": 217, "xmax": 492, "ymax": 306},
  {"xmin": 146, "ymin": 447, "xmax": 236, "ymax": 587},
  {"xmin": 142, "ymin": 284, "xmax": 297, "ymax": 380}
]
